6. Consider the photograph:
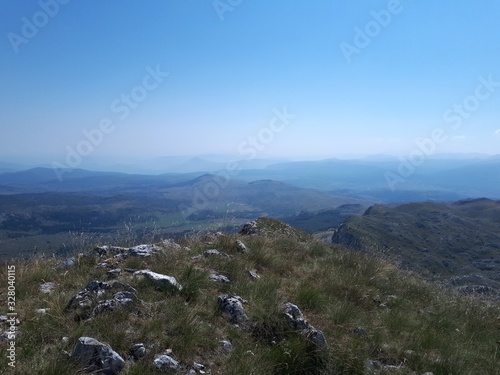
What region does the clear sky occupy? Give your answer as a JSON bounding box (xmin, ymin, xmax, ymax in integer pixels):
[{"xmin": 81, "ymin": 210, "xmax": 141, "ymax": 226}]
[{"xmin": 1, "ymin": 0, "xmax": 499, "ymax": 167}]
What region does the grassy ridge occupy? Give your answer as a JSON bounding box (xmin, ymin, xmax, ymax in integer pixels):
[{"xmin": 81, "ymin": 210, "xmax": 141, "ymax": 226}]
[{"xmin": 0, "ymin": 221, "xmax": 499, "ymax": 374}]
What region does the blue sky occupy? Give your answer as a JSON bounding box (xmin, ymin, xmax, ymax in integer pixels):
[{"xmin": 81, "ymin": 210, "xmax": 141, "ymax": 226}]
[{"xmin": 1, "ymin": 0, "xmax": 499, "ymax": 166}]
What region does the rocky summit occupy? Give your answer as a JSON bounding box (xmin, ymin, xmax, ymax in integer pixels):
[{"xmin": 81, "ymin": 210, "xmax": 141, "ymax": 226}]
[{"xmin": 0, "ymin": 218, "xmax": 499, "ymax": 374}]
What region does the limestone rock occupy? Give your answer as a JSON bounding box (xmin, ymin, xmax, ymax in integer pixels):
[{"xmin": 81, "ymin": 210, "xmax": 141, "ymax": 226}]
[
  {"xmin": 235, "ymin": 240, "xmax": 248, "ymax": 253},
  {"xmin": 40, "ymin": 282, "xmax": 56, "ymax": 294},
  {"xmin": 239, "ymin": 220, "xmax": 258, "ymax": 235},
  {"xmin": 209, "ymin": 271, "xmax": 230, "ymax": 283},
  {"xmin": 72, "ymin": 336, "xmax": 125, "ymax": 375},
  {"xmin": 134, "ymin": 270, "xmax": 183, "ymax": 291},
  {"xmin": 66, "ymin": 280, "xmax": 136, "ymax": 320},
  {"xmin": 283, "ymin": 302, "xmax": 327, "ymax": 347},
  {"xmin": 218, "ymin": 294, "xmax": 248, "ymax": 323},
  {"xmin": 56, "ymin": 257, "xmax": 76, "ymax": 270},
  {"xmin": 131, "ymin": 343, "xmax": 146, "ymax": 360},
  {"xmin": 153, "ymin": 354, "xmax": 180, "ymax": 370}
]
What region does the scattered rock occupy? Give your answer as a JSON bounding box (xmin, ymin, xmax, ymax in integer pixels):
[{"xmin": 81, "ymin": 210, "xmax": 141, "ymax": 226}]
[
  {"xmin": 134, "ymin": 270, "xmax": 183, "ymax": 291},
  {"xmin": 72, "ymin": 336, "xmax": 125, "ymax": 375},
  {"xmin": 131, "ymin": 343, "xmax": 146, "ymax": 360},
  {"xmin": 95, "ymin": 244, "xmax": 160, "ymax": 258},
  {"xmin": 107, "ymin": 269, "xmax": 123, "ymax": 279},
  {"xmin": 239, "ymin": 221, "xmax": 258, "ymax": 235},
  {"xmin": 66, "ymin": 280, "xmax": 136, "ymax": 320},
  {"xmin": 36, "ymin": 308, "xmax": 50, "ymax": 314},
  {"xmin": 210, "ymin": 271, "xmax": 230, "ymax": 284},
  {"xmin": 235, "ymin": 240, "xmax": 248, "ymax": 253},
  {"xmin": 57, "ymin": 257, "xmax": 76, "ymax": 270},
  {"xmin": 283, "ymin": 302, "xmax": 327, "ymax": 347},
  {"xmin": 220, "ymin": 339, "xmax": 233, "ymax": 352},
  {"xmin": 40, "ymin": 282, "xmax": 56, "ymax": 294},
  {"xmin": 154, "ymin": 354, "xmax": 180, "ymax": 371},
  {"xmin": 91, "ymin": 291, "xmax": 136, "ymax": 317},
  {"xmin": 162, "ymin": 238, "xmax": 182, "ymax": 250},
  {"xmin": 192, "ymin": 249, "xmax": 229, "ymax": 259},
  {"xmin": 218, "ymin": 294, "xmax": 248, "ymax": 324},
  {"xmin": 353, "ymin": 326, "xmax": 367, "ymax": 336},
  {"xmin": 247, "ymin": 270, "xmax": 261, "ymax": 280}
]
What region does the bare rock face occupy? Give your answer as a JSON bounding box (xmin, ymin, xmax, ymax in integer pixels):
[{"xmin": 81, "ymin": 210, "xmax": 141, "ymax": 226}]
[
  {"xmin": 72, "ymin": 337, "xmax": 125, "ymax": 375},
  {"xmin": 133, "ymin": 270, "xmax": 183, "ymax": 291},
  {"xmin": 218, "ymin": 294, "xmax": 248, "ymax": 324},
  {"xmin": 283, "ymin": 302, "xmax": 327, "ymax": 347}
]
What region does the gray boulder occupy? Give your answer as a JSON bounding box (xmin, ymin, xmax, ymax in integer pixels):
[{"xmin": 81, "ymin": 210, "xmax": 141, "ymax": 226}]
[
  {"xmin": 235, "ymin": 240, "xmax": 248, "ymax": 253},
  {"xmin": 66, "ymin": 280, "xmax": 136, "ymax": 320},
  {"xmin": 210, "ymin": 271, "xmax": 230, "ymax": 284},
  {"xmin": 283, "ymin": 302, "xmax": 327, "ymax": 347},
  {"xmin": 239, "ymin": 220, "xmax": 258, "ymax": 235},
  {"xmin": 154, "ymin": 354, "xmax": 180, "ymax": 370},
  {"xmin": 218, "ymin": 294, "xmax": 248, "ymax": 323},
  {"xmin": 72, "ymin": 337, "xmax": 125, "ymax": 375}
]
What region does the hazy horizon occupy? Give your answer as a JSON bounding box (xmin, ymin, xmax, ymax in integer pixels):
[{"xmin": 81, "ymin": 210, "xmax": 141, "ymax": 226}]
[{"xmin": 1, "ymin": 1, "xmax": 500, "ymax": 169}]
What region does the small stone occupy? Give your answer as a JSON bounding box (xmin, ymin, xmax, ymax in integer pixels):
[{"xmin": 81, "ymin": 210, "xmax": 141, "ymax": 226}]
[
  {"xmin": 154, "ymin": 354, "xmax": 180, "ymax": 370},
  {"xmin": 36, "ymin": 308, "xmax": 50, "ymax": 314},
  {"xmin": 134, "ymin": 270, "xmax": 183, "ymax": 291},
  {"xmin": 40, "ymin": 282, "xmax": 56, "ymax": 294},
  {"xmin": 218, "ymin": 294, "xmax": 248, "ymax": 324},
  {"xmin": 353, "ymin": 326, "xmax": 367, "ymax": 335},
  {"xmin": 209, "ymin": 271, "xmax": 230, "ymax": 283},
  {"xmin": 57, "ymin": 257, "xmax": 75, "ymax": 270},
  {"xmin": 106, "ymin": 269, "xmax": 122, "ymax": 279},
  {"xmin": 131, "ymin": 343, "xmax": 146, "ymax": 359},
  {"xmin": 220, "ymin": 340, "xmax": 233, "ymax": 351},
  {"xmin": 235, "ymin": 240, "xmax": 248, "ymax": 253},
  {"xmin": 248, "ymin": 270, "xmax": 260, "ymax": 279}
]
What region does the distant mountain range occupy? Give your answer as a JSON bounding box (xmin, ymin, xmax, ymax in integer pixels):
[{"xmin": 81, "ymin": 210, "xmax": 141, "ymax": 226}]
[{"xmin": 1, "ymin": 154, "xmax": 499, "ymax": 201}]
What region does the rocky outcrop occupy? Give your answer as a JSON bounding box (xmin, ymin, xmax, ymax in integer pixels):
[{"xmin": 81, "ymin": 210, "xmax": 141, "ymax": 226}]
[
  {"xmin": 66, "ymin": 280, "xmax": 137, "ymax": 321},
  {"xmin": 283, "ymin": 302, "xmax": 327, "ymax": 347},
  {"xmin": 95, "ymin": 244, "xmax": 161, "ymax": 258},
  {"xmin": 218, "ymin": 294, "xmax": 248, "ymax": 324},
  {"xmin": 72, "ymin": 337, "xmax": 125, "ymax": 375}
]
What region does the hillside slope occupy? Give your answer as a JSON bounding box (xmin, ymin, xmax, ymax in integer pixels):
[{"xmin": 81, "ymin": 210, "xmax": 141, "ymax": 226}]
[
  {"xmin": 1, "ymin": 218, "xmax": 499, "ymax": 374},
  {"xmin": 332, "ymin": 199, "xmax": 500, "ymax": 295}
]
